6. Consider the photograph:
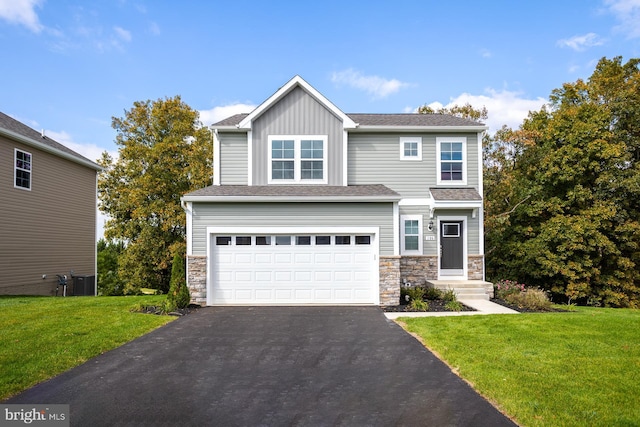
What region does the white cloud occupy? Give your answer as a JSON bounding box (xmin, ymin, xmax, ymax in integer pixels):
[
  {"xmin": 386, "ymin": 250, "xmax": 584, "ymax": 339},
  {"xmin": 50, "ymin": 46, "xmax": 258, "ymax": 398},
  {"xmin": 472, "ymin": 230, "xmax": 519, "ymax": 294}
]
[
  {"xmin": 148, "ymin": 21, "xmax": 160, "ymax": 36},
  {"xmin": 113, "ymin": 26, "xmax": 131, "ymax": 42},
  {"xmin": 331, "ymin": 69, "xmax": 411, "ymax": 99},
  {"xmin": 199, "ymin": 103, "xmax": 256, "ymax": 126},
  {"xmin": 422, "ymin": 88, "xmax": 547, "ymax": 134},
  {"xmin": 0, "ymin": 0, "xmax": 43, "ymax": 33},
  {"xmin": 45, "ymin": 130, "xmax": 114, "ymax": 163},
  {"xmin": 479, "ymin": 48, "xmax": 492, "ymax": 58},
  {"xmin": 556, "ymin": 33, "xmax": 605, "ymax": 51},
  {"xmin": 604, "ymin": 0, "xmax": 640, "ymax": 38}
]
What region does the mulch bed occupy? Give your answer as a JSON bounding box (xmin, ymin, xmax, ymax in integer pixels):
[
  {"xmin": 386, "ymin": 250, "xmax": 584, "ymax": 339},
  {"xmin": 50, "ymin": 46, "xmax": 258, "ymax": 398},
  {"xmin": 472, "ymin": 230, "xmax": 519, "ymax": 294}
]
[
  {"xmin": 490, "ymin": 298, "xmax": 570, "ymax": 313},
  {"xmin": 383, "ymin": 299, "xmax": 476, "ymax": 313}
]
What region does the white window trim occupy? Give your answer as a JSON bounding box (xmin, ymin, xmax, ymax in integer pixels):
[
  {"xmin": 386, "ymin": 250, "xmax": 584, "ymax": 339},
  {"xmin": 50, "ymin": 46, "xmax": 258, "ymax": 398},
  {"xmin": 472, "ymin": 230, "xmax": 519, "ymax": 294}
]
[
  {"xmin": 401, "ymin": 215, "xmax": 423, "ymax": 255},
  {"xmin": 268, "ymin": 135, "xmax": 328, "ymax": 184},
  {"xmin": 436, "ymin": 136, "xmax": 467, "ymax": 185},
  {"xmin": 14, "ymin": 148, "xmax": 32, "ymax": 191},
  {"xmin": 399, "ymin": 137, "xmax": 422, "ymax": 161}
]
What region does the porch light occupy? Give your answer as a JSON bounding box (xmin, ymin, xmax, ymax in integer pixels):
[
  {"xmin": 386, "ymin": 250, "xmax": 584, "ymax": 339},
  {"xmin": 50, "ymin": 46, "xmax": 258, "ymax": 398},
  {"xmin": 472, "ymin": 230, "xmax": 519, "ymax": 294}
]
[{"xmin": 428, "ymin": 220, "xmax": 434, "ymax": 232}]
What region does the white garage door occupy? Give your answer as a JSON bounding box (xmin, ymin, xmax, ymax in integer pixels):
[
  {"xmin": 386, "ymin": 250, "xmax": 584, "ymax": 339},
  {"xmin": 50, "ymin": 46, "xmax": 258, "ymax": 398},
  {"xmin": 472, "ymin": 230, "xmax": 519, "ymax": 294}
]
[{"xmin": 209, "ymin": 233, "xmax": 378, "ymax": 305}]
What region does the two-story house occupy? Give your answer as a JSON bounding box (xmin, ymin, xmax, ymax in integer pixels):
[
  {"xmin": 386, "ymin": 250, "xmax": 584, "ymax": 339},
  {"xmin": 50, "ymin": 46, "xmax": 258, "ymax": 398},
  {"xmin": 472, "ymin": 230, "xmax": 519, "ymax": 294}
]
[
  {"xmin": 182, "ymin": 76, "xmax": 491, "ymax": 306},
  {"xmin": 0, "ymin": 112, "xmax": 101, "ymax": 296}
]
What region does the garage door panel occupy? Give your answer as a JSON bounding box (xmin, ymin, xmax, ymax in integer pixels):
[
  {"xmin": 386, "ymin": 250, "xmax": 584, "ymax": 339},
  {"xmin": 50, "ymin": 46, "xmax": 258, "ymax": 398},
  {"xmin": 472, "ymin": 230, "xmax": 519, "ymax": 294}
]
[
  {"xmin": 275, "ymin": 271, "xmax": 292, "ymax": 281},
  {"xmin": 255, "ymin": 290, "xmax": 272, "ymax": 300},
  {"xmin": 294, "ymin": 271, "xmax": 312, "ymax": 281},
  {"xmin": 255, "ymin": 254, "xmax": 272, "ymax": 263},
  {"xmin": 314, "ymin": 271, "xmax": 332, "ymax": 282},
  {"xmin": 255, "ymin": 271, "xmax": 272, "ymax": 282},
  {"xmin": 334, "ymin": 271, "xmax": 352, "ymax": 281},
  {"xmin": 275, "ymin": 253, "xmax": 292, "ymax": 263},
  {"xmin": 234, "ymin": 271, "xmax": 252, "ymax": 282}
]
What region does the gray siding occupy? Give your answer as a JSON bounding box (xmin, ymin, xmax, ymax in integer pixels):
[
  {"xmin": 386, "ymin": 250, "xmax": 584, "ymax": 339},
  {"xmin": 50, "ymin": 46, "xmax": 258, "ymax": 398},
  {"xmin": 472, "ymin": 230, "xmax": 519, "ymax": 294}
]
[
  {"xmin": 191, "ymin": 202, "xmax": 394, "ymax": 255},
  {"xmin": 252, "ymin": 87, "xmax": 344, "ymax": 185},
  {"xmin": 0, "ymin": 136, "xmax": 97, "ymax": 295},
  {"xmin": 219, "ymin": 133, "xmax": 248, "ymax": 185},
  {"xmin": 348, "ymin": 133, "xmax": 480, "ymax": 197}
]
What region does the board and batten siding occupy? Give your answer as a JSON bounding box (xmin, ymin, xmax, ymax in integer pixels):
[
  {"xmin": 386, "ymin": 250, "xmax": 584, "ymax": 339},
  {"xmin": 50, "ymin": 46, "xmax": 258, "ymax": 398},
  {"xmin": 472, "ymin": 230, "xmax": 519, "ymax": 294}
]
[
  {"xmin": 191, "ymin": 202, "xmax": 394, "ymax": 255},
  {"xmin": 251, "ymin": 87, "xmax": 344, "ymax": 185},
  {"xmin": 348, "ymin": 133, "xmax": 479, "ymax": 197},
  {"xmin": 219, "ymin": 133, "xmax": 248, "ymax": 185},
  {"xmin": 0, "ymin": 136, "xmax": 97, "ymax": 295}
]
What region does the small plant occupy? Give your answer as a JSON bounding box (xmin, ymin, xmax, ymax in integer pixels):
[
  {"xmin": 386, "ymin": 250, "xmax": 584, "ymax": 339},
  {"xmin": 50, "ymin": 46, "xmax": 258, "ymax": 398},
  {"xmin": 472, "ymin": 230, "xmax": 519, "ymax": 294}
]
[
  {"xmin": 445, "ymin": 300, "xmax": 464, "ymax": 311},
  {"xmin": 505, "ymin": 287, "xmax": 552, "ymax": 311},
  {"xmin": 424, "ymin": 287, "xmax": 443, "ymax": 300},
  {"xmin": 494, "ymin": 280, "xmax": 526, "ymax": 300},
  {"xmin": 442, "ymin": 288, "xmax": 458, "ymax": 303},
  {"xmin": 408, "ymin": 298, "xmax": 429, "ymax": 311},
  {"xmin": 404, "ymin": 286, "xmax": 426, "ymax": 302}
]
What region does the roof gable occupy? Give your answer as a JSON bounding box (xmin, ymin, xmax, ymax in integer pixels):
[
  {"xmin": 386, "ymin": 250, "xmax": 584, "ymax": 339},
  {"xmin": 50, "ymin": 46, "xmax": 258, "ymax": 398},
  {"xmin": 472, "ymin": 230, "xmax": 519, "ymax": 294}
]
[{"xmin": 238, "ymin": 75, "xmax": 356, "ymax": 129}]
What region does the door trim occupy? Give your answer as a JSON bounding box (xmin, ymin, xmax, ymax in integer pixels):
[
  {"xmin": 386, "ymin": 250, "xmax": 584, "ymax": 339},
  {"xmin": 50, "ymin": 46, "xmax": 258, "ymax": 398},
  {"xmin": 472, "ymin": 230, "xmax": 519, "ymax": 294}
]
[{"xmin": 437, "ymin": 216, "xmax": 467, "ymax": 280}]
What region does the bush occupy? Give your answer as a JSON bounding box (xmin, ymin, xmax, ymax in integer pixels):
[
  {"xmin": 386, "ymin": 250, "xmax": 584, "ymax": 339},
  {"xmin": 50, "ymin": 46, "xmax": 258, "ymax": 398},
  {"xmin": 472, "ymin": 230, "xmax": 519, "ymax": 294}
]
[
  {"xmin": 442, "ymin": 289, "xmax": 458, "ymax": 303},
  {"xmin": 494, "ymin": 280, "xmax": 526, "ymax": 300},
  {"xmin": 505, "ymin": 288, "xmax": 553, "ymax": 311},
  {"xmin": 445, "ymin": 300, "xmax": 464, "ymax": 311},
  {"xmin": 408, "ymin": 299, "xmax": 429, "ymax": 311},
  {"xmin": 424, "ymin": 287, "xmax": 443, "ymax": 300},
  {"xmin": 403, "ymin": 286, "xmax": 426, "ymax": 302},
  {"xmin": 167, "ymin": 253, "xmax": 190, "ymax": 309}
]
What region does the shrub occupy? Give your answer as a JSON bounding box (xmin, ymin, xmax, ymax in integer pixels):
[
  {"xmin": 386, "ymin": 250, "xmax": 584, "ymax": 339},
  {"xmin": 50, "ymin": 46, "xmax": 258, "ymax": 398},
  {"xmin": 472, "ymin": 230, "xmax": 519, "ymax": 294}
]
[
  {"xmin": 167, "ymin": 253, "xmax": 190, "ymax": 309},
  {"xmin": 424, "ymin": 287, "xmax": 443, "ymax": 300},
  {"xmin": 494, "ymin": 280, "xmax": 526, "ymax": 300},
  {"xmin": 442, "ymin": 289, "xmax": 458, "ymax": 303},
  {"xmin": 403, "ymin": 286, "xmax": 426, "ymax": 302},
  {"xmin": 505, "ymin": 288, "xmax": 552, "ymax": 311},
  {"xmin": 445, "ymin": 300, "xmax": 464, "ymax": 311},
  {"xmin": 408, "ymin": 299, "xmax": 429, "ymax": 311}
]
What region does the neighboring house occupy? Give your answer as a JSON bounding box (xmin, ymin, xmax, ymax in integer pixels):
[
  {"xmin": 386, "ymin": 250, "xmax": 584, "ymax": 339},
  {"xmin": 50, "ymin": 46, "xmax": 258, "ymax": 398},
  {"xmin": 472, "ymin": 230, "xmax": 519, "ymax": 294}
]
[
  {"xmin": 182, "ymin": 76, "xmax": 491, "ymax": 306},
  {"xmin": 0, "ymin": 112, "xmax": 101, "ymax": 296}
]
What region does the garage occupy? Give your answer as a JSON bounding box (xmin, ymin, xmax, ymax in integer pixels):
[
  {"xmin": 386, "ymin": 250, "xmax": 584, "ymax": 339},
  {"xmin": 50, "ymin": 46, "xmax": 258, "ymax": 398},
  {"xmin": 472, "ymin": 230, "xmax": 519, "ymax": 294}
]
[{"xmin": 208, "ymin": 229, "xmax": 379, "ymax": 305}]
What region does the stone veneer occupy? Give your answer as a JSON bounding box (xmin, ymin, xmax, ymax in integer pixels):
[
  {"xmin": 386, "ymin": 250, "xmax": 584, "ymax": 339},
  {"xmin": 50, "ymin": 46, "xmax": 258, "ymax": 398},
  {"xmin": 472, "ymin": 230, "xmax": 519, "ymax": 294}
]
[
  {"xmin": 399, "ymin": 256, "xmax": 438, "ymax": 287},
  {"xmin": 468, "ymin": 255, "xmax": 484, "ymax": 280},
  {"xmin": 378, "ymin": 256, "xmax": 401, "ymax": 306},
  {"xmin": 187, "ymin": 255, "xmax": 207, "ymax": 305}
]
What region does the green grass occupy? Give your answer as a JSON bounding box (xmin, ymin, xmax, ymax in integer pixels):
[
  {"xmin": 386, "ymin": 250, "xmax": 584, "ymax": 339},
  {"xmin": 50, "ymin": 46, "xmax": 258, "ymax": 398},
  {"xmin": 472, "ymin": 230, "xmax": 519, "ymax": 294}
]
[
  {"xmin": 400, "ymin": 307, "xmax": 640, "ymax": 426},
  {"xmin": 0, "ymin": 295, "xmax": 175, "ymax": 400}
]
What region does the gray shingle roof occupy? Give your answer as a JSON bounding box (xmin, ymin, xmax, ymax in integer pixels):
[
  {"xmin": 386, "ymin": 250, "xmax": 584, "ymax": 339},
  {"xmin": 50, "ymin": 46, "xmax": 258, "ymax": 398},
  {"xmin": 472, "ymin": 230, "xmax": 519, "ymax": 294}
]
[
  {"xmin": 184, "ymin": 184, "xmax": 399, "ymax": 199},
  {"xmin": 0, "ymin": 112, "xmax": 100, "ymax": 168},
  {"xmin": 430, "ymin": 187, "xmax": 482, "ymax": 201},
  {"xmin": 212, "ymin": 113, "xmax": 484, "ymax": 128}
]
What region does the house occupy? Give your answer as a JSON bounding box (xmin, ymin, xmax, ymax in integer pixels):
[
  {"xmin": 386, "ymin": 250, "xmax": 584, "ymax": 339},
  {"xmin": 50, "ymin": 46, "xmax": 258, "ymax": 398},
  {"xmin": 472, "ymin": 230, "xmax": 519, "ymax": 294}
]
[
  {"xmin": 181, "ymin": 76, "xmax": 491, "ymax": 306},
  {"xmin": 0, "ymin": 112, "xmax": 101, "ymax": 296}
]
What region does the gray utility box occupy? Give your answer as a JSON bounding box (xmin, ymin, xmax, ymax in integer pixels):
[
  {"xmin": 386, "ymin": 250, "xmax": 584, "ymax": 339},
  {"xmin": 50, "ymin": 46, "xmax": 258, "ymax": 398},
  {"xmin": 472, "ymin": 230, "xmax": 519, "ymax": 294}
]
[{"xmin": 73, "ymin": 275, "xmax": 96, "ymax": 296}]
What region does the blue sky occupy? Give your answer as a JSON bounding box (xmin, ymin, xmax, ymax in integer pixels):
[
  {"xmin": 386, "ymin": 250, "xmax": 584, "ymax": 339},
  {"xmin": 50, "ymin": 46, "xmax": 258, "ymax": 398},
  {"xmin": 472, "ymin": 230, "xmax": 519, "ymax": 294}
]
[{"xmin": 2, "ymin": 0, "xmax": 640, "ymax": 164}]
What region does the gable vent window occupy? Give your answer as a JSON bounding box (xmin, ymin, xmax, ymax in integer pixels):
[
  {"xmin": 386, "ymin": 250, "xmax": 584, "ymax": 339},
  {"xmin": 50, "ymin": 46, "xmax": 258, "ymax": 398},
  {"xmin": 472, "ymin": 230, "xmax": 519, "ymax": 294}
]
[
  {"xmin": 14, "ymin": 149, "xmax": 32, "ymax": 190},
  {"xmin": 269, "ymin": 135, "xmax": 327, "ymax": 184}
]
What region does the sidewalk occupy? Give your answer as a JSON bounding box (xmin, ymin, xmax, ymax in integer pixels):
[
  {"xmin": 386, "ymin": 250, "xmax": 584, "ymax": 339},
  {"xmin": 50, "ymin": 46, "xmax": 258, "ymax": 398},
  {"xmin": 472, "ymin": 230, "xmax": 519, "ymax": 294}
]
[{"xmin": 384, "ymin": 299, "xmax": 519, "ymax": 319}]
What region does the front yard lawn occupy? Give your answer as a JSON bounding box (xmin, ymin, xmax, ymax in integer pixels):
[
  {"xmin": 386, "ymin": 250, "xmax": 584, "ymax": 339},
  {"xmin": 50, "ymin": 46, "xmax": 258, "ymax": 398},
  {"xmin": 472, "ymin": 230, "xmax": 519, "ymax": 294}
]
[
  {"xmin": 0, "ymin": 295, "xmax": 175, "ymax": 400},
  {"xmin": 399, "ymin": 307, "xmax": 640, "ymax": 426}
]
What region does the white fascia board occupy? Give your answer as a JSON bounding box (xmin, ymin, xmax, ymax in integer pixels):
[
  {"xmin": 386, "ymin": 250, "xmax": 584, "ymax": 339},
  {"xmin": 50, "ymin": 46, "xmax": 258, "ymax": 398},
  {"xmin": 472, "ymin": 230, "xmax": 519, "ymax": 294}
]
[
  {"xmin": 349, "ymin": 125, "xmax": 488, "ymax": 133},
  {"xmin": 181, "ymin": 195, "xmax": 400, "ymax": 203},
  {"xmin": 432, "ymin": 200, "xmax": 483, "ymax": 209},
  {"xmin": 212, "ymin": 129, "xmax": 220, "ymax": 186},
  {"xmin": 238, "ymin": 76, "xmax": 356, "ymax": 129},
  {"xmin": 0, "ymin": 128, "xmax": 103, "ymax": 171}
]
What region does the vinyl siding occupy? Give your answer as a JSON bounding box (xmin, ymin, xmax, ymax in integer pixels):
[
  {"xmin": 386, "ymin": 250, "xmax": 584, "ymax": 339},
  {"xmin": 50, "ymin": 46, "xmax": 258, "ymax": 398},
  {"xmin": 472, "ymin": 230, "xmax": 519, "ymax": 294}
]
[
  {"xmin": 191, "ymin": 202, "xmax": 394, "ymax": 255},
  {"xmin": 252, "ymin": 87, "xmax": 344, "ymax": 185},
  {"xmin": 437, "ymin": 209, "xmax": 480, "ymax": 255},
  {"xmin": 348, "ymin": 133, "xmax": 480, "ymax": 197},
  {"xmin": 219, "ymin": 133, "xmax": 248, "ymax": 185},
  {"xmin": 0, "ymin": 136, "xmax": 97, "ymax": 295}
]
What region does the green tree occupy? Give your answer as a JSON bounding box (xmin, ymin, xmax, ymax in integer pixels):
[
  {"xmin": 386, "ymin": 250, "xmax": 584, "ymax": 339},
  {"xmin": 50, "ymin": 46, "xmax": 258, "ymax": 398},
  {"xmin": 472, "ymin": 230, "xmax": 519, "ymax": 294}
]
[
  {"xmin": 97, "ymin": 238, "xmax": 125, "ymax": 295},
  {"xmin": 98, "ymin": 96, "xmax": 212, "ymax": 293},
  {"xmin": 486, "ymin": 57, "xmax": 640, "ymax": 307},
  {"xmin": 167, "ymin": 252, "xmax": 190, "ymax": 309}
]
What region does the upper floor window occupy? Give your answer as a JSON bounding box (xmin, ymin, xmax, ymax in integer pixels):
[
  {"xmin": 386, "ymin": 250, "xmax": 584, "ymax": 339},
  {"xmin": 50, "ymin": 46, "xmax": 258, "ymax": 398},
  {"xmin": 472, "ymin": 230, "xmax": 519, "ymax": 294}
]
[
  {"xmin": 14, "ymin": 149, "xmax": 32, "ymax": 190},
  {"xmin": 400, "ymin": 137, "xmax": 422, "ymax": 161},
  {"xmin": 268, "ymin": 135, "xmax": 327, "ymax": 184},
  {"xmin": 436, "ymin": 137, "xmax": 466, "ymax": 185}
]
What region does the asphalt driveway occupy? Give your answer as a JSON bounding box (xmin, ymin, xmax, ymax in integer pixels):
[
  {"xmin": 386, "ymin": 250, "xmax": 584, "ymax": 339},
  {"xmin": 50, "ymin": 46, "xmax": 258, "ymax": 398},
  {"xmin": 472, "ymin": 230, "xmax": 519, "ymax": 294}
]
[{"xmin": 6, "ymin": 307, "xmax": 516, "ymax": 426}]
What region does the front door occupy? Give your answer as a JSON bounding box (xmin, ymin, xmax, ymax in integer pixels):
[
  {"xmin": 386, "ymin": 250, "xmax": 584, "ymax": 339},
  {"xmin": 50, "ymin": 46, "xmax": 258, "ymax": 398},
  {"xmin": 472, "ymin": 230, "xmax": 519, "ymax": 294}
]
[{"xmin": 440, "ymin": 221, "xmax": 464, "ymax": 276}]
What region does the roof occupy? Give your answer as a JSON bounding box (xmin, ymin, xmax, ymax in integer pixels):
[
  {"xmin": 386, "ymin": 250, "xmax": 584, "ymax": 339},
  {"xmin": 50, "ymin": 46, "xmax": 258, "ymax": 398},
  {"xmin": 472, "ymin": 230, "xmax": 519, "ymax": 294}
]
[
  {"xmin": 0, "ymin": 112, "xmax": 101, "ymax": 170},
  {"xmin": 430, "ymin": 187, "xmax": 483, "ymax": 201},
  {"xmin": 212, "ymin": 112, "xmax": 485, "ymax": 130},
  {"xmin": 182, "ymin": 184, "xmax": 400, "ymax": 202}
]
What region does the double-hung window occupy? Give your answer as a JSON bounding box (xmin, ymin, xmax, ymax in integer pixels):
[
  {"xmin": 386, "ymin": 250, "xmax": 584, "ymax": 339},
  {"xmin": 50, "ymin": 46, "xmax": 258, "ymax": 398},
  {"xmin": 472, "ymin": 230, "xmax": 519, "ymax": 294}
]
[
  {"xmin": 14, "ymin": 149, "xmax": 32, "ymax": 190},
  {"xmin": 436, "ymin": 137, "xmax": 466, "ymax": 184},
  {"xmin": 401, "ymin": 215, "xmax": 422, "ymax": 255},
  {"xmin": 269, "ymin": 135, "xmax": 327, "ymax": 183},
  {"xmin": 399, "ymin": 137, "xmax": 422, "ymax": 161}
]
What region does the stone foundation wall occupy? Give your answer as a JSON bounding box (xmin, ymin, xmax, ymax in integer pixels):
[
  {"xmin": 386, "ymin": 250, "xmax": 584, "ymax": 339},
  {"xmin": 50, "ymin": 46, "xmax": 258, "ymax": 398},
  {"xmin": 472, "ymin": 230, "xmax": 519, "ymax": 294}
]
[
  {"xmin": 468, "ymin": 255, "xmax": 484, "ymax": 280},
  {"xmin": 187, "ymin": 255, "xmax": 207, "ymax": 306},
  {"xmin": 399, "ymin": 256, "xmax": 438, "ymax": 287},
  {"xmin": 379, "ymin": 256, "xmax": 401, "ymax": 306}
]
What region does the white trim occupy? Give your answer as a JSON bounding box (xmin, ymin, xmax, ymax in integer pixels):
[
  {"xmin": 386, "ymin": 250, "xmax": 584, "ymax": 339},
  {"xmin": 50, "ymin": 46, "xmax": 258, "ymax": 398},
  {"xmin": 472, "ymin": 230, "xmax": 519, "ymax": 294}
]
[
  {"xmin": 181, "ymin": 194, "xmax": 400, "ymax": 203},
  {"xmin": 247, "ymin": 130, "xmax": 253, "ymax": 185},
  {"xmin": 342, "ymin": 130, "xmax": 349, "ymax": 186},
  {"xmin": 267, "ymin": 135, "xmax": 328, "ymax": 184},
  {"xmin": 477, "ymin": 131, "xmax": 484, "ymax": 197},
  {"xmin": 212, "ymin": 129, "xmax": 220, "ymax": 186},
  {"xmin": 437, "ymin": 216, "xmax": 468, "ymax": 280},
  {"xmin": 399, "ymin": 137, "xmax": 422, "ymax": 161},
  {"xmin": 349, "ymin": 125, "xmax": 487, "ymax": 133},
  {"xmin": 184, "ymin": 202, "xmax": 193, "ymax": 255},
  {"xmin": 398, "ymin": 198, "xmax": 431, "ymax": 206},
  {"xmin": 14, "ymin": 148, "xmax": 32, "ymax": 191},
  {"xmin": 401, "ymin": 215, "xmax": 423, "ymax": 255},
  {"xmin": 239, "ymin": 76, "xmax": 357, "ymax": 129},
  {"xmin": 436, "ymin": 136, "xmax": 467, "ymax": 186},
  {"xmin": 393, "ymin": 202, "xmax": 400, "ymax": 256}
]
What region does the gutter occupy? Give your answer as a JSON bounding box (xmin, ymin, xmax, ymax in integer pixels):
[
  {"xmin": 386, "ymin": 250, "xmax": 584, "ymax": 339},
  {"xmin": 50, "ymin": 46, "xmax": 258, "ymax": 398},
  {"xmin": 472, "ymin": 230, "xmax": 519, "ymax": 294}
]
[{"xmin": 180, "ymin": 195, "xmax": 401, "ymax": 203}]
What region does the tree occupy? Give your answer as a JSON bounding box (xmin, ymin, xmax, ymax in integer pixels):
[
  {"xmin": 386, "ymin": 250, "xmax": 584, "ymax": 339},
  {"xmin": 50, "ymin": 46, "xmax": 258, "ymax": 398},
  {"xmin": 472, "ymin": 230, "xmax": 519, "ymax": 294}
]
[
  {"xmin": 98, "ymin": 96, "xmax": 212, "ymax": 293},
  {"xmin": 485, "ymin": 57, "xmax": 640, "ymax": 307},
  {"xmin": 97, "ymin": 238, "xmax": 125, "ymax": 295},
  {"xmin": 167, "ymin": 252, "xmax": 190, "ymax": 309}
]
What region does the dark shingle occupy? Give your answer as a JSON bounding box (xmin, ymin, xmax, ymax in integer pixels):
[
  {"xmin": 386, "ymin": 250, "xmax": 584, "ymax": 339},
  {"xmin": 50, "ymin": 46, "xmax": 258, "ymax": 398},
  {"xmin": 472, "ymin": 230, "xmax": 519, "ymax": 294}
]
[
  {"xmin": 185, "ymin": 184, "xmax": 399, "ymax": 199},
  {"xmin": 430, "ymin": 187, "xmax": 482, "ymax": 201}
]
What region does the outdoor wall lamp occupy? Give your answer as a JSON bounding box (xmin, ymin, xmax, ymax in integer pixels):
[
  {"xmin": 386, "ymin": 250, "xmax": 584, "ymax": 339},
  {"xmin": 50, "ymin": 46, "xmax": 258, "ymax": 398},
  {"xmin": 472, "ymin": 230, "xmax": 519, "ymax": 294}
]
[{"xmin": 428, "ymin": 220, "xmax": 434, "ymax": 231}]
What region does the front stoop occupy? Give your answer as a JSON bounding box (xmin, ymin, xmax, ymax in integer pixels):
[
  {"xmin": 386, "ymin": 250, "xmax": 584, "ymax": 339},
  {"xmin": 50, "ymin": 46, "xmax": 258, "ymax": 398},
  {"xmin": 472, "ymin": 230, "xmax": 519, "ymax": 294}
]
[{"xmin": 426, "ymin": 280, "xmax": 494, "ymax": 300}]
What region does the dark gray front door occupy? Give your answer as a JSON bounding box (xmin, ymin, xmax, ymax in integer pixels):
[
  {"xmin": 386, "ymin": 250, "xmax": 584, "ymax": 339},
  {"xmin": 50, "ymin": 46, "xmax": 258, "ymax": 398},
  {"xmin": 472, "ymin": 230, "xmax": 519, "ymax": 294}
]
[{"xmin": 440, "ymin": 221, "xmax": 463, "ymax": 271}]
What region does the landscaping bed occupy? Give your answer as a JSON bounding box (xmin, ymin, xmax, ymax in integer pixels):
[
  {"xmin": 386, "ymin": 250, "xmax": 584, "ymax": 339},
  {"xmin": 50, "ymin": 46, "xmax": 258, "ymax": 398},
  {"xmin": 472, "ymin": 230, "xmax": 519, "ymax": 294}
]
[{"xmin": 384, "ymin": 299, "xmax": 476, "ymax": 312}]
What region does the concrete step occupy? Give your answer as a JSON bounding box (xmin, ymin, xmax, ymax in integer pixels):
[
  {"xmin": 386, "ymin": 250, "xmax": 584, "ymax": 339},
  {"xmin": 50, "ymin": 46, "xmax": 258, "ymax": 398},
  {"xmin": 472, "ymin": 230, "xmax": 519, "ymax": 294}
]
[{"xmin": 426, "ymin": 280, "xmax": 493, "ymax": 300}]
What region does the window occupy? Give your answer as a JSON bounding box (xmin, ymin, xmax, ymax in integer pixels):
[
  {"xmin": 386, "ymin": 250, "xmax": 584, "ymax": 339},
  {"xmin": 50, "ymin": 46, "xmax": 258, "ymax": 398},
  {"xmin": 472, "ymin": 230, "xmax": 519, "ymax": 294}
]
[
  {"xmin": 269, "ymin": 135, "xmax": 327, "ymax": 183},
  {"xmin": 275, "ymin": 236, "xmax": 291, "ymax": 245},
  {"xmin": 296, "ymin": 236, "xmax": 311, "ymax": 245},
  {"xmin": 355, "ymin": 236, "xmax": 371, "ymax": 245},
  {"xmin": 335, "ymin": 236, "xmax": 351, "ymax": 245},
  {"xmin": 400, "ymin": 137, "xmax": 422, "ymax": 161},
  {"xmin": 315, "ymin": 236, "xmax": 331, "ymax": 245},
  {"xmin": 401, "ymin": 215, "xmax": 423, "ymax": 254},
  {"xmin": 236, "ymin": 236, "xmax": 251, "ymax": 245},
  {"xmin": 14, "ymin": 149, "xmax": 32, "ymax": 190},
  {"xmin": 216, "ymin": 236, "xmax": 231, "ymax": 245},
  {"xmin": 256, "ymin": 236, "xmax": 271, "ymax": 245},
  {"xmin": 437, "ymin": 137, "xmax": 466, "ymax": 184},
  {"xmin": 442, "ymin": 223, "xmax": 460, "ymax": 237}
]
